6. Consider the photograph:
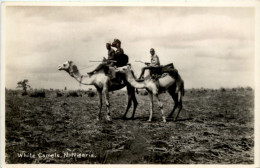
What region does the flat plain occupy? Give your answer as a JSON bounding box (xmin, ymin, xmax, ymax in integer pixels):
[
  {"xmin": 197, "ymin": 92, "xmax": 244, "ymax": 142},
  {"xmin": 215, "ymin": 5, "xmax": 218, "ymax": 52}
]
[{"xmin": 5, "ymin": 88, "xmax": 254, "ymax": 164}]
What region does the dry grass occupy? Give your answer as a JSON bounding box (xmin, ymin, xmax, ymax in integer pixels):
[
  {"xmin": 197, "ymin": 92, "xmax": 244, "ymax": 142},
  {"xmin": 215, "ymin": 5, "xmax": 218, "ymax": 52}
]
[{"xmin": 5, "ymin": 88, "xmax": 254, "ymax": 164}]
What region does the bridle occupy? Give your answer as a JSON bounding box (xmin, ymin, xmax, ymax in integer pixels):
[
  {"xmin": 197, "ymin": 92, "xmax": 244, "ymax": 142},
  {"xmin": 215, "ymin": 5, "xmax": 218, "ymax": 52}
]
[{"xmin": 68, "ymin": 68, "xmax": 85, "ymax": 86}]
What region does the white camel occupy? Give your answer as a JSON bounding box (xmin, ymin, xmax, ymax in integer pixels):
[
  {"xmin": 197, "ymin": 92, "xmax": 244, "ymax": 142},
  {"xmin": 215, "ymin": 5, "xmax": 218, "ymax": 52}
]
[
  {"xmin": 117, "ymin": 64, "xmax": 184, "ymax": 123},
  {"xmin": 58, "ymin": 61, "xmax": 138, "ymax": 121}
]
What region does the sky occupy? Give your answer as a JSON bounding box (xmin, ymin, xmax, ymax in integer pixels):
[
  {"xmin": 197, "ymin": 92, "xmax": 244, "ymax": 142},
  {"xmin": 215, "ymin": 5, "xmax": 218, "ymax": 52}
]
[{"xmin": 4, "ymin": 6, "xmax": 255, "ymax": 90}]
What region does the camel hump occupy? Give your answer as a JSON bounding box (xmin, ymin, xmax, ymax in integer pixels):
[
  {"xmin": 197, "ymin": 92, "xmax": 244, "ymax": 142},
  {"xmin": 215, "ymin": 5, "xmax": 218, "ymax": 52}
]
[
  {"xmin": 150, "ymin": 63, "xmax": 177, "ymax": 80},
  {"xmin": 160, "ymin": 63, "xmax": 180, "ymax": 79},
  {"xmin": 167, "ymin": 68, "xmax": 179, "ymax": 80}
]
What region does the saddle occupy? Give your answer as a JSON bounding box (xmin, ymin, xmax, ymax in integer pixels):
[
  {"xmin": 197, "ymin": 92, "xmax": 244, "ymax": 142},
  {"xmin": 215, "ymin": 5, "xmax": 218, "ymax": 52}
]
[
  {"xmin": 104, "ymin": 66, "xmax": 124, "ymax": 83},
  {"xmin": 150, "ymin": 63, "xmax": 179, "ymax": 80},
  {"xmin": 102, "ymin": 54, "xmax": 128, "ymax": 79}
]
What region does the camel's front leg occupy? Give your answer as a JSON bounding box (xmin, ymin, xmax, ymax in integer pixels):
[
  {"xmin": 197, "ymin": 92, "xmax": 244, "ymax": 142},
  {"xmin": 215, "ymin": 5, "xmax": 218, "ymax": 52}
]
[
  {"xmin": 154, "ymin": 94, "xmax": 166, "ymax": 123},
  {"xmin": 103, "ymin": 89, "xmax": 111, "ymax": 121},
  {"xmin": 97, "ymin": 90, "xmax": 102, "ymax": 121},
  {"xmin": 148, "ymin": 92, "xmax": 153, "ymax": 122}
]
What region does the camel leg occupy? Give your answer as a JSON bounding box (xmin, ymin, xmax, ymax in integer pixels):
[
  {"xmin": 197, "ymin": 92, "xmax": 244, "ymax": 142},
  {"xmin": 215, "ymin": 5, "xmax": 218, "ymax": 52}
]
[
  {"xmin": 168, "ymin": 102, "xmax": 177, "ymax": 118},
  {"xmin": 103, "ymin": 89, "xmax": 111, "ymax": 121},
  {"xmin": 154, "ymin": 94, "xmax": 166, "ymax": 123},
  {"xmin": 122, "ymin": 98, "xmax": 131, "ymax": 119},
  {"xmin": 131, "ymin": 90, "xmax": 138, "ymax": 119},
  {"xmin": 174, "ymin": 91, "xmax": 183, "ymax": 122},
  {"xmin": 97, "ymin": 89, "xmax": 103, "ymax": 121},
  {"xmin": 167, "ymin": 90, "xmax": 178, "ymax": 119},
  {"xmin": 122, "ymin": 86, "xmax": 133, "ymax": 119},
  {"xmin": 148, "ymin": 92, "xmax": 153, "ymax": 122},
  {"xmin": 122, "ymin": 85, "xmax": 138, "ymax": 119}
]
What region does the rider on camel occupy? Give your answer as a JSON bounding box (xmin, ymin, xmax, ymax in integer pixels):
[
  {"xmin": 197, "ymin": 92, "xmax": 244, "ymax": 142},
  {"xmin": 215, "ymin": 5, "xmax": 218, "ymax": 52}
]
[
  {"xmin": 111, "ymin": 39, "xmax": 125, "ymax": 67},
  {"xmin": 88, "ymin": 43, "xmax": 116, "ymax": 75},
  {"xmin": 138, "ymin": 48, "xmax": 160, "ymax": 80}
]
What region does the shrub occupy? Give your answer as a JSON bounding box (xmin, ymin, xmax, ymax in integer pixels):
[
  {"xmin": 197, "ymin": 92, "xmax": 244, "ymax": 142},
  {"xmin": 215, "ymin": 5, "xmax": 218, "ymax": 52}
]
[
  {"xmin": 220, "ymin": 87, "xmax": 226, "ymax": 92},
  {"xmin": 30, "ymin": 90, "xmax": 45, "ymax": 98},
  {"xmin": 140, "ymin": 90, "xmax": 148, "ymax": 96},
  {"xmin": 67, "ymin": 91, "xmax": 79, "ymax": 97},
  {"xmin": 87, "ymin": 91, "xmax": 96, "ymax": 97},
  {"xmin": 246, "ymin": 86, "xmax": 253, "ymax": 91},
  {"xmin": 22, "ymin": 92, "xmax": 28, "ymax": 96},
  {"xmin": 56, "ymin": 92, "xmax": 63, "ymax": 97}
]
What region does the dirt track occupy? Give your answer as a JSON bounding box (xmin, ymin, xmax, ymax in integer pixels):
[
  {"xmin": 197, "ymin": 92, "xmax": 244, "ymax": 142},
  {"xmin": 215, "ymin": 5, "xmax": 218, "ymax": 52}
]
[{"xmin": 5, "ymin": 89, "xmax": 254, "ymax": 164}]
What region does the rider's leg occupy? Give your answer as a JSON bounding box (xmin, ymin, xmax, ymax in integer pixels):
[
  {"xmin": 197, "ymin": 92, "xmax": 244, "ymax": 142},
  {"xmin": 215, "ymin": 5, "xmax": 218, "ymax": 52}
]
[
  {"xmin": 88, "ymin": 63, "xmax": 106, "ymax": 75},
  {"xmin": 138, "ymin": 67, "xmax": 150, "ymax": 79}
]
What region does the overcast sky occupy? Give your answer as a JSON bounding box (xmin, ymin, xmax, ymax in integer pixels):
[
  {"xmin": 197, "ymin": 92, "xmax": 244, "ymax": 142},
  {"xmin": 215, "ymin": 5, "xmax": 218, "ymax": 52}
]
[{"xmin": 5, "ymin": 6, "xmax": 255, "ymax": 90}]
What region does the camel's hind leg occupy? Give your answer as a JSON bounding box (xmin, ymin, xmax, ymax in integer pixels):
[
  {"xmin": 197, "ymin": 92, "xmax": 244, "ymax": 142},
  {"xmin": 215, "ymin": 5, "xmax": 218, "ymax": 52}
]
[
  {"xmin": 168, "ymin": 99, "xmax": 178, "ymax": 119},
  {"xmin": 122, "ymin": 95, "xmax": 132, "ymax": 119},
  {"xmin": 174, "ymin": 91, "xmax": 183, "ymax": 122},
  {"xmin": 167, "ymin": 87, "xmax": 183, "ymax": 121},
  {"xmin": 122, "ymin": 85, "xmax": 138, "ymax": 119},
  {"xmin": 154, "ymin": 94, "xmax": 166, "ymax": 123},
  {"xmin": 167, "ymin": 86, "xmax": 177, "ymax": 118}
]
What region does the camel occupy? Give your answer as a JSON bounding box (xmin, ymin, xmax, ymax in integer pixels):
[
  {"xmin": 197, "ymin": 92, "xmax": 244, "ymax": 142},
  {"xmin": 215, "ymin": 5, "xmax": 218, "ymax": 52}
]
[
  {"xmin": 58, "ymin": 61, "xmax": 138, "ymax": 121},
  {"xmin": 117, "ymin": 64, "xmax": 184, "ymax": 123}
]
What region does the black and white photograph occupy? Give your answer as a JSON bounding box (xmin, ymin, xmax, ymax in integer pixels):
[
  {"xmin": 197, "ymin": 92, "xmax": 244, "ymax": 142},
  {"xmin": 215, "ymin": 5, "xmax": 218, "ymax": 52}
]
[{"xmin": 1, "ymin": 2, "xmax": 259, "ymax": 166}]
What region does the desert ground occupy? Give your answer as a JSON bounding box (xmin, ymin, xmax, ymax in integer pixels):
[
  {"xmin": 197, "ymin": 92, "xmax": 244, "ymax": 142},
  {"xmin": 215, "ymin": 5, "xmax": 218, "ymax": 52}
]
[{"xmin": 5, "ymin": 87, "xmax": 254, "ymax": 164}]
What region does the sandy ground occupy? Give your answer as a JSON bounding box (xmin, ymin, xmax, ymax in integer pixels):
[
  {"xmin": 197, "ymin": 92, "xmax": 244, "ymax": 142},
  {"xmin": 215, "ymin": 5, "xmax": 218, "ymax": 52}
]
[{"xmin": 5, "ymin": 88, "xmax": 254, "ymax": 164}]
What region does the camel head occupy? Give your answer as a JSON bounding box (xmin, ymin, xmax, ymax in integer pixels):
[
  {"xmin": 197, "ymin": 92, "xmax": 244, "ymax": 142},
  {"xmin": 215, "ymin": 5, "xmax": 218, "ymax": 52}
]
[
  {"xmin": 117, "ymin": 64, "xmax": 138, "ymax": 79},
  {"xmin": 117, "ymin": 64, "xmax": 132, "ymax": 73},
  {"xmin": 58, "ymin": 61, "xmax": 79, "ymax": 77}
]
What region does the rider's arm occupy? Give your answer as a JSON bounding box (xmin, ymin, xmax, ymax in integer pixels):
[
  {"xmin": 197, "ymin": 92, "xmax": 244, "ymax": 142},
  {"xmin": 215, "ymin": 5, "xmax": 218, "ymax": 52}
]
[{"xmin": 108, "ymin": 49, "xmax": 115, "ymax": 60}]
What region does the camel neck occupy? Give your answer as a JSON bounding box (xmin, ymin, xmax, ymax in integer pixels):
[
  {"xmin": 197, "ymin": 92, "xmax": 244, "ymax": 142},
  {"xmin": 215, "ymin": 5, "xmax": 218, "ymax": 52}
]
[
  {"xmin": 71, "ymin": 71, "xmax": 82, "ymax": 83},
  {"xmin": 126, "ymin": 71, "xmax": 146, "ymax": 89},
  {"xmin": 72, "ymin": 71, "xmax": 94, "ymax": 85}
]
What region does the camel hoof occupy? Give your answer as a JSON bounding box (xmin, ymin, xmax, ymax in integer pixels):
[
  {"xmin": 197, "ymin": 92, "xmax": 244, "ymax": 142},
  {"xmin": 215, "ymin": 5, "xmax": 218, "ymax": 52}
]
[
  {"xmin": 162, "ymin": 117, "xmax": 166, "ymax": 123},
  {"xmin": 106, "ymin": 116, "xmax": 112, "ymax": 121},
  {"xmin": 147, "ymin": 119, "xmax": 152, "ymax": 122},
  {"xmin": 167, "ymin": 115, "xmax": 172, "ymax": 119}
]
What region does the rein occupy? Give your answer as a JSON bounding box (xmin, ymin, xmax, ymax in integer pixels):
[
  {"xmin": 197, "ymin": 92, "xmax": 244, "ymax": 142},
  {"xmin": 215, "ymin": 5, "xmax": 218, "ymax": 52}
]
[
  {"xmin": 127, "ymin": 64, "xmax": 138, "ymax": 80},
  {"xmin": 69, "ymin": 63, "xmax": 99, "ymax": 86},
  {"xmin": 78, "ymin": 64, "xmax": 98, "ymax": 71},
  {"xmin": 69, "ymin": 63, "xmax": 99, "ymax": 75}
]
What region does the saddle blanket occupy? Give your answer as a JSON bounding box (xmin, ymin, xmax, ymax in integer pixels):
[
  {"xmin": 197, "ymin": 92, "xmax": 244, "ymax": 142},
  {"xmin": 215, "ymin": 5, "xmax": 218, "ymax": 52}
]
[{"xmin": 151, "ymin": 63, "xmax": 179, "ymax": 80}]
